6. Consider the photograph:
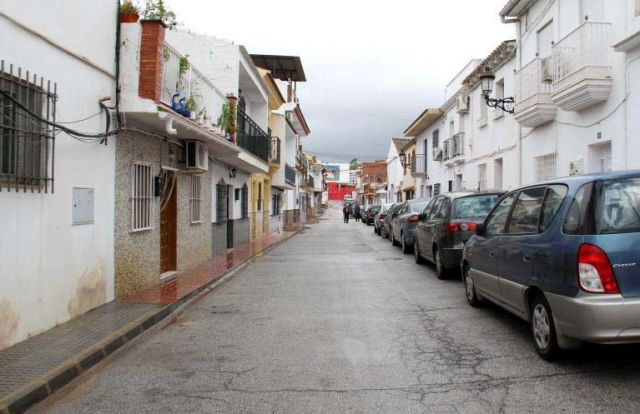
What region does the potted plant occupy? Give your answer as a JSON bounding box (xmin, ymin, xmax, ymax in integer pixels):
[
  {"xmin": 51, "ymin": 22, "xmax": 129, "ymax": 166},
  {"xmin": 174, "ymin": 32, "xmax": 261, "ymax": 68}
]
[
  {"xmin": 120, "ymin": 1, "xmax": 140, "ymax": 23},
  {"xmin": 142, "ymin": 0, "xmax": 177, "ymax": 30},
  {"xmin": 217, "ymin": 102, "xmax": 237, "ymax": 139},
  {"xmin": 178, "ymin": 56, "xmax": 189, "ymax": 77},
  {"xmin": 185, "ymin": 96, "xmax": 198, "ymax": 120}
]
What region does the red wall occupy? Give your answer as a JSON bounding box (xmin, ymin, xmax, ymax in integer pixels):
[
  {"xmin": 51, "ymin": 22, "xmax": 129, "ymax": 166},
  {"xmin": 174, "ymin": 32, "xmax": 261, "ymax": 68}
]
[{"xmin": 327, "ymin": 182, "xmax": 355, "ymax": 201}]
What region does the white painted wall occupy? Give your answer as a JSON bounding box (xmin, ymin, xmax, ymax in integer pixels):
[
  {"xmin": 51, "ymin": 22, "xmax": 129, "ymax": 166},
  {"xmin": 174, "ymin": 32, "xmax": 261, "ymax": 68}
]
[
  {"xmin": 210, "ymin": 162, "xmax": 249, "ymax": 221},
  {"xmin": 386, "ymin": 142, "xmax": 404, "ymax": 202},
  {"xmin": 0, "ymin": 1, "xmax": 117, "ymax": 349}
]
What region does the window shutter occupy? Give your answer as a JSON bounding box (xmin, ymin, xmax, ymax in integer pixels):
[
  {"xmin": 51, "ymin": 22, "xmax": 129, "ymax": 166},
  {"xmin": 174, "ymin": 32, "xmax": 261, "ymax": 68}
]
[
  {"xmin": 216, "ymin": 180, "xmax": 227, "ymax": 223},
  {"xmin": 241, "ymin": 183, "xmax": 248, "ymax": 219}
]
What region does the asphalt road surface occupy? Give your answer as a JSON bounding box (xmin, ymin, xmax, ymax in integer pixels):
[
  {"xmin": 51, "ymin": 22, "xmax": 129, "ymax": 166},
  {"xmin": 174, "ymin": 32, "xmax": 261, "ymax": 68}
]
[{"xmin": 38, "ymin": 203, "xmax": 640, "ymax": 413}]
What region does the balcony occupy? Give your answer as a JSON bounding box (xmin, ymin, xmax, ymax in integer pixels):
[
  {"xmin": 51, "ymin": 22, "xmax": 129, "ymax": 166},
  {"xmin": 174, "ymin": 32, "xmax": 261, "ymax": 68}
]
[
  {"xmin": 514, "ymin": 57, "xmax": 556, "ymax": 128},
  {"xmin": 285, "ymin": 163, "xmax": 296, "ymax": 186},
  {"xmin": 161, "ymin": 42, "xmax": 226, "ymax": 128},
  {"xmin": 551, "ymin": 22, "xmax": 613, "ymax": 111},
  {"xmin": 307, "ymin": 175, "xmax": 315, "ymax": 189},
  {"xmin": 237, "ymin": 108, "xmax": 270, "ymax": 162},
  {"xmin": 443, "ymin": 133, "xmax": 464, "ymax": 166},
  {"xmin": 269, "ymin": 136, "xmax": 281, "ymax": 166},
  {"xmin": 410, "ymin": 154, "xmax": 427, "ymax": 177}
]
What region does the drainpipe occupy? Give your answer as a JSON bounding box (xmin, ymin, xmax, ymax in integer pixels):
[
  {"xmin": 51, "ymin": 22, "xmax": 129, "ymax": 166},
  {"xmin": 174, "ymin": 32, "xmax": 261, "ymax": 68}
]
[{"xmin": 500, "ymin": 8, "xmax": 521, "ymax": 185}]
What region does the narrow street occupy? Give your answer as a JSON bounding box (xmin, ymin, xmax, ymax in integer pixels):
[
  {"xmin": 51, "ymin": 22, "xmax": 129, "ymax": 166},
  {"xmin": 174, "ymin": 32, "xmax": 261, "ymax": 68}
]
[{"xmin": 39, "ymin": 203, "xmax": 640, "ymax": 413}]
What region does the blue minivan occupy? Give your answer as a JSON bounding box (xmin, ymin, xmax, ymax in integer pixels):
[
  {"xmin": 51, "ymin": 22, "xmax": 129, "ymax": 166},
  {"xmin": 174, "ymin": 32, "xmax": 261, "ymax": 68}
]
[{"xmin": 462, "ymin": 171, "xmax": 640, "ymax": 360}]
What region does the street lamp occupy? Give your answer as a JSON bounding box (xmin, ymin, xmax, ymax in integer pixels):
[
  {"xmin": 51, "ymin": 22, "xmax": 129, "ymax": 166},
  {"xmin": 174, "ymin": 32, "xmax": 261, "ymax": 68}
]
[
  {"xmin": 399, "ymin": 149, "xmax": 406, "ymax": 168},
  {"xmin": 479, "ymin": 67, "xmax": 515, "ymax": 114}
]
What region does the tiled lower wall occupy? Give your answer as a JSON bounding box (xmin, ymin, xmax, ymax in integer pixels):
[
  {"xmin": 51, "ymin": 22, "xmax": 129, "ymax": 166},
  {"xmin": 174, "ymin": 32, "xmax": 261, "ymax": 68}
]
[
  {"xmin": 211, "ymin": 218, "xmax": 250, "ymax": 256},
  {"xmin": 283, "ymin": 208, "xmax": 301, "ymax": 231}
]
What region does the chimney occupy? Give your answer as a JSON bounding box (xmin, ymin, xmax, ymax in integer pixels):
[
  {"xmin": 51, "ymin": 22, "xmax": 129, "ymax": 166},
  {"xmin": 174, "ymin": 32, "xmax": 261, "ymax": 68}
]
[
  {"xmin": 286, "ymin": 79, "xmax": 293, "ymax": 102},
  {"xmin": 138, "ymin": 20, "xmax": 166, "ymax": 102}
]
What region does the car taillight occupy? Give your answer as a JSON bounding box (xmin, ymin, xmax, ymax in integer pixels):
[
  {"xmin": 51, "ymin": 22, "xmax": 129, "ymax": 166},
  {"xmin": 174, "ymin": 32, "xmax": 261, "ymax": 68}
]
[
  {"xmin": 379, "ymin": 213, "xmax": 386, "ymax": 219},
  {"xmin": 408, "ymin": 215, "xmax": 418, "ymax": 223},
  {"xmin": 446, "ymin": 223, "xmax": 477, "ymax": 232},
  {"xmin": 577, "ymin": 243, "xmax": 619, "ymax": 294}
]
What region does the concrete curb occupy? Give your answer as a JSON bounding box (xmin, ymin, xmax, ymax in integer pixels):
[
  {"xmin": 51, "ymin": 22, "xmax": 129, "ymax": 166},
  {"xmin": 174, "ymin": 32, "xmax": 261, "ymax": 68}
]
[{"xmin": 0, "ymin": 231, "xmax": 298, "ymax": 414}]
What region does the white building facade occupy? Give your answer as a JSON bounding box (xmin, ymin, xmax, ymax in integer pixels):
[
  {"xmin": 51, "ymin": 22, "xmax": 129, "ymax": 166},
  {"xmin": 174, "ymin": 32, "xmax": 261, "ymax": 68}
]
[{"xmin": 0, "ymin": 1, "xmax": 118, "ymax": 349}]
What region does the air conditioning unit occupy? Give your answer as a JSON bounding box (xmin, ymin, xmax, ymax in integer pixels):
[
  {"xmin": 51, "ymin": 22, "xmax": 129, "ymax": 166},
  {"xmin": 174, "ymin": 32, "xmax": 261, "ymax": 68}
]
[
  {"xmin": 569, "ymin": 159, "xmax": 584, "ymax": 176},
  {"xmin": 540, "ymin": 56, "xmax": 553, "ymax": 84},
  {"xmin": 457, "ymin": 95, "xmax": 469, "ymax": 114},
  {"xmin": 433, "ymin": 147, "xmax": 443, "ymax": 161},
  {"xmin": 185, "ymin": 140, "xmax": 209, "ymax": 172}
]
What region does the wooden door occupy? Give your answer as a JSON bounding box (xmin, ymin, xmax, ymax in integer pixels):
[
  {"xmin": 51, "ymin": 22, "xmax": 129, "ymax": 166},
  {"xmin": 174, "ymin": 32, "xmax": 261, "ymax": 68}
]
[{"xmin": 160, "ymin": 172, "xmax": 177, "ymax": 273}]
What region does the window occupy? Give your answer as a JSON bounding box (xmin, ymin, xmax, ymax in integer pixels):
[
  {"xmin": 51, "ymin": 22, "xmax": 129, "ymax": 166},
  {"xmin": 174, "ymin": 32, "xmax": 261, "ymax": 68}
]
[
  {"xmin": 216, "ymin": 180, "xmax": 227, "ymax": 223},
  {"xmin": 257, "ymin": 182, "xmax": 262, "ymax": 211},
  {"xmin": 432, "ymin": 129, "xmax": 439, "ymax": 148},
  {"xmin": 235, "ymin": 188, "xmax": 240, "ymax": 201},
  {"xmin": 594, "ymin": 177, "xmax": 640, "ymax": 234},
  {"xmin": 1, "ymin": 64, "xmax": 55, "ymax": 192},
  {"xmin": 535, "ymin": 153, "xmax": 557, "ymax": 182},
  {"xmin": 507, "ymin": 187, "xmax": 546, "ymax": 234},
  {"xmin": 539, "ymin": 185, "xmax": 568, "ymax": 232},
  {"xmin": 241, "ymin": 183, "xmax": 248, "ymax": 219},
  {"xmin": 433, "ymin": 183, "xmax": 440, "ymax": 196},
  {"xmin": 478, "ymin": 164, "xmax": 487, "ymax": 190},
  {"xmin": 485, "ymin": 193, "xmax": 517, "ymax": 236},
  {"xmin": 271, "ymin": 194, "xmax": 280, "ymax": 216},
  {"xmin": 427, "ymin": 197, "xmax": 445, "ymax": 220},
  {"xmin": 452, "ymin": 194, "xmax": 500, "ymax": 220},
  {"xmin": 563, "ymin": 183, "xmax": 592, "ymax": 234},
  {"xmin": 448, "ymin": 180, "xmax": 453, "ymax": 192},
  {"xmin": 131, "ymin": 163, "xmax": 153, "ymax": 231},
  {"xmin": 190, "ymin": 175, "xmax": 202, "ymax": 223},
  {"xmin": 537, "ymin": 21, "xmax": 553, "ymax": 58}
]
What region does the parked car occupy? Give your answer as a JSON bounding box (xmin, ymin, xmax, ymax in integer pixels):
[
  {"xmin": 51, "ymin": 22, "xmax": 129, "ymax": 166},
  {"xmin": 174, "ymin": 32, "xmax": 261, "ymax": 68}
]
[
  {"xmin": 414, "ymin": 191, "xmax": 502, "ymax": 278},
  {"xmin": 363, "ymin": 205, "xmax": 380, "ymax": 225},
  {"xmin": 390, "ymin": 198, "xmax": 431, "ymax": 253},
  {"xmin": 374, "ymin": 203, "xmax": 394, "ymax": 235},
  {"xmin": 462, "ymin": 171, "xmax": 640, "ymax": 360},
  {"xmin": 382, "ymin": 203, "xmax": 403, "ymax": 238}
]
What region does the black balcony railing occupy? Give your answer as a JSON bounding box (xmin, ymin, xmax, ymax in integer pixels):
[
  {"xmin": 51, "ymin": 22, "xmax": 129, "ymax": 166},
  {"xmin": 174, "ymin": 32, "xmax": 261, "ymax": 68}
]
[
  {"xmin": 410, "ymin": 154, "xmax": 427, "ymax": 175},
  {"xmin": 270, "ymin": 136, "xmax": 281, "ymax": 165},
  {"xmin": 236, "ymin": 107, "xmax": 269, "ymax": 162},
  {"xmin": 285, "ymin": 163, "xmax": 296, "ymax": 186},
  {"xmin": 451, "ymin": 132, "xmax": 464, "ymax": 158}
]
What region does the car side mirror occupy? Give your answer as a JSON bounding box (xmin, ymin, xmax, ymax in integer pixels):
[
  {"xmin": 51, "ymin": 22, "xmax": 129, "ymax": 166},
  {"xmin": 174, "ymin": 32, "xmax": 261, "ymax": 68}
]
[
  {"xmin": 418, "ymin": 213, "xmax": 426, "ymax": 221},
  {"xmin": 475, "ymin": 222, "xmax": 485, "ymax": 236}
]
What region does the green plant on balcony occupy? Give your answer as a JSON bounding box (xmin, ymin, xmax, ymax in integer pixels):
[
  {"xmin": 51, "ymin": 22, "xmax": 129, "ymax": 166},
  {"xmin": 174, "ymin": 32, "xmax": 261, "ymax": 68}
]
[
  {"xmin": 142, "ymin": 0, "xmax": 177, "ymax": 30},
  {"xmin": 178, "ymin": 56, "xmax": 189, "ymax": 76},
  {"xmin": 217, "ymin": 102, "xmax": 237, "ymax": 137}
]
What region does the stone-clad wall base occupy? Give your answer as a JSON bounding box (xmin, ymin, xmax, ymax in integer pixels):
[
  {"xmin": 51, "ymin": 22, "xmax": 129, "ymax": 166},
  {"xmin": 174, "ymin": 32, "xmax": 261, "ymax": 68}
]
[
  {"xmin": 283, "ymin": 209, "xmax": 301, "ymax": 231},
  {"xmin": 234, "ymin": 218, "xmax": 250, "ymax": 246},
  {"xmin": 211, "ymin": 222, "xmax": 228, "ymax": 257}
]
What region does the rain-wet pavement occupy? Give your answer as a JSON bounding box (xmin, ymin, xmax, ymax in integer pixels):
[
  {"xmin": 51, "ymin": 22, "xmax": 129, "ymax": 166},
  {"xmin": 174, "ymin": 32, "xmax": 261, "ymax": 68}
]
[{"xmin": 37, "ymin": 203, "xmax": 640, "ymax": 413}]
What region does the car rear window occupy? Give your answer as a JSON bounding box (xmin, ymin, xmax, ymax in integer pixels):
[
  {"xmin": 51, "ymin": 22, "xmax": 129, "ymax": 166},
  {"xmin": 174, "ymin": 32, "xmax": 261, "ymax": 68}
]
[
  {"xmin": 595, "ymin": 177, "xmax": 640, "ymax": 234},
  {"xmin": 451, "ymin": 195, "xmax": 500, "ymax": 219},
  {"xmin": 410, "ymin": 201, "xmax": 428, "ymax": 213}
]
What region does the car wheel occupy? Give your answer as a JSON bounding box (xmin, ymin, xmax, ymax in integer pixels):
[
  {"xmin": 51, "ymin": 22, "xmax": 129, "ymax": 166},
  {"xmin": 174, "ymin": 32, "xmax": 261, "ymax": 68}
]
[
  {"xmin": 463, "ymin": 266, "xmax": 481, "ymax": 307},
  {"xmin": 530, "ymin": 294, "xmax": 559, "ymax": 361},
  {"xmin": 401, "ymin": 235, "xmax": 411, "ymax": 254},
  {"xmin": 434, "ymin": 248, "xmax": 447, "ymax": 280},
  {"xmin": 414, "ymin": 240, "xmax": 425, "ymax": 264}
]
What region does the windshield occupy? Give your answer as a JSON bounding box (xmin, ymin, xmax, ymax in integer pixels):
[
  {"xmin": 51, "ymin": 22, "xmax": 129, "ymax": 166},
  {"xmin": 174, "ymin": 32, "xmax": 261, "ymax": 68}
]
[
  {"xmin": 452, "ymin": 194, "xmax": 500, "ymax": 219},
  {"xmin": 410, "ymin": 201, "xmax": 429, "ymax": 213},
  {"xmin": 370, "ymin": 206, "xmax": 381, "ymax": 214},
  {"xmin": 595, "ymin": 177, "xmax": 640, "ymax": 234}
]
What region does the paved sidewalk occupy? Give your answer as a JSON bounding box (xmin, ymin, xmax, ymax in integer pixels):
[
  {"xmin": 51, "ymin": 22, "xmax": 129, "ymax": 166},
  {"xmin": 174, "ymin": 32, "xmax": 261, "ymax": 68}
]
[{"xmin": 0, "ymin": 229, "xmax": 298, "ymax": 414}]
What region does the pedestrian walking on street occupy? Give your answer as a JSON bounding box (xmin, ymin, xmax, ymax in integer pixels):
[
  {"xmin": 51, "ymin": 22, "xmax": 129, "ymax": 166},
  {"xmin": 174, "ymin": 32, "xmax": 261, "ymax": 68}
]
[
  {"xmin": 343, "ymin": 204, "xmax": 350, "ymax": 223},
  {"xmin": 354, "ymin": 204, "xmax": 361, "ymax": 222}
]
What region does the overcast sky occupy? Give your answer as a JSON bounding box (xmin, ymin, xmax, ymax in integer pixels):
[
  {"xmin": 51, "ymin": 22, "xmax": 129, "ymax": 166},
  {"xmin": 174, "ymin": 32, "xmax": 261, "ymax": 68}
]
[{"xmin": 165, "ymin": 0, "xmax": 514, "ymax": 163}]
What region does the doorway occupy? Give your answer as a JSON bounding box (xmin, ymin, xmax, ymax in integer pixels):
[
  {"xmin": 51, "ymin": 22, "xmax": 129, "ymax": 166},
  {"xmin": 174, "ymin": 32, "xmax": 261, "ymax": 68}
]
[
  {"xmin": 494, "ymin": 158, "xmax": 503, "ymax": 189},
  {"xmin": 160, "ymin": 169, "xmax": 177, "ymax": 275},
  {"xmin": 227, "ymin": 185, "xmax": 234, "ymax": 249}
]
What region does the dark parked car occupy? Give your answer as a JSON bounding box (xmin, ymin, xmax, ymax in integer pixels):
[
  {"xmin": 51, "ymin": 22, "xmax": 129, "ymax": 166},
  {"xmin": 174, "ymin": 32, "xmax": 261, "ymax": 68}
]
[
  {"xmin": 382, "ymin": 203, "xmax": 402, "ymax": 238},
  {"xmin": 374, "ymin": 203, "xmax": 394, "ymax": 235},
  {"xmin": 390, "ymin": 198, "xmax": 431, "ymax": 253},
  {"xmin": 414, "ymin": 191, "xmax": 502, "ymax": 279},
  {"xmin": 363, "ymin": 205, "xmax": 380, "ymax": 225},
  {"xmin": 463, "ymin": 172, "xmax": 640, "ymax": 360}
]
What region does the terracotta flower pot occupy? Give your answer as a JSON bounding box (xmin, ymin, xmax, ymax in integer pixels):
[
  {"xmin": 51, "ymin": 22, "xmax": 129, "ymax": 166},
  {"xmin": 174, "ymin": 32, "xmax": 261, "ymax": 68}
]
[{"xmin": 120, "ymin": 12, "xmax": 139, "ymax": 23}]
